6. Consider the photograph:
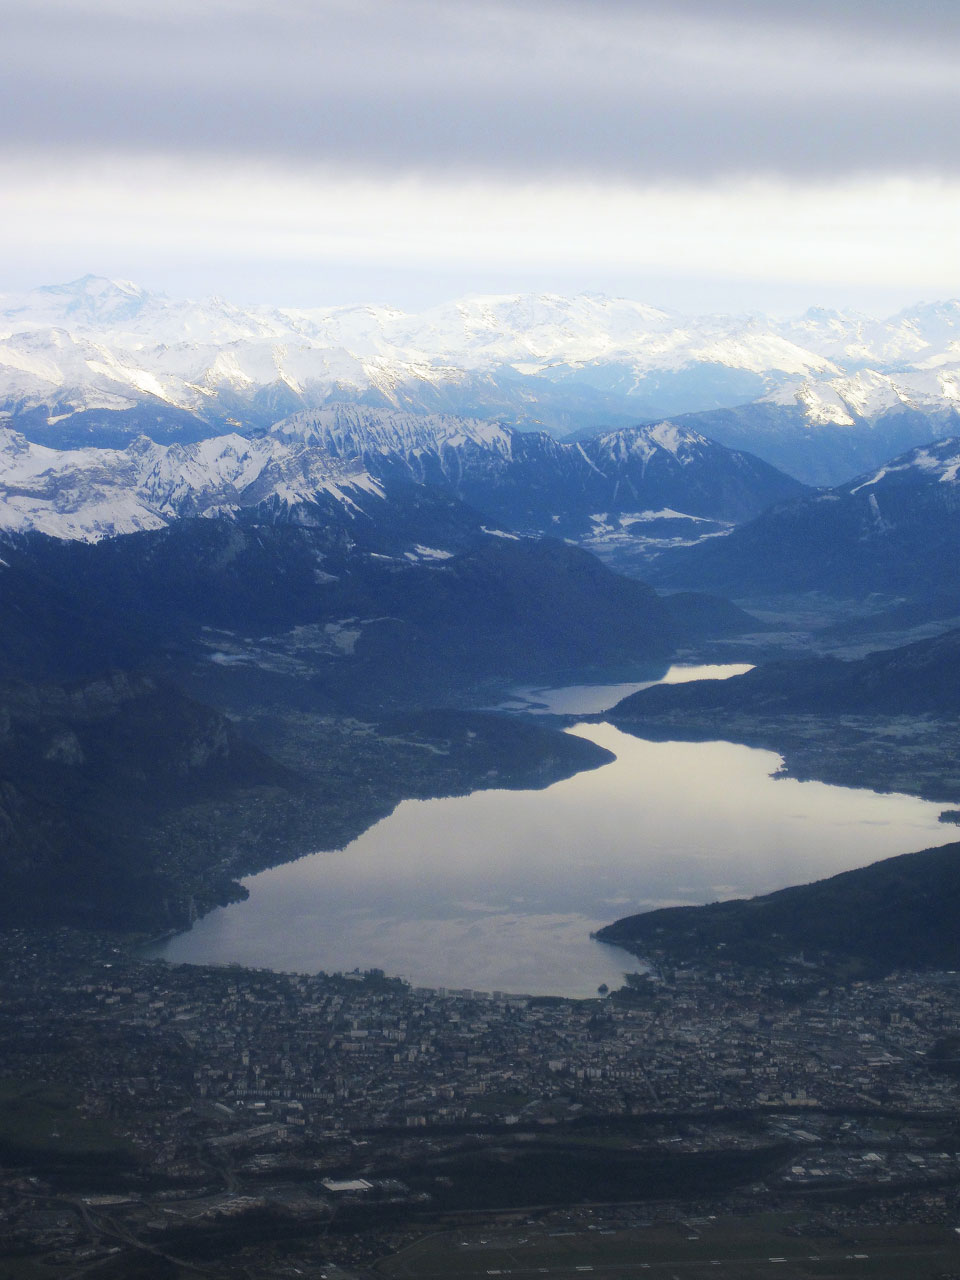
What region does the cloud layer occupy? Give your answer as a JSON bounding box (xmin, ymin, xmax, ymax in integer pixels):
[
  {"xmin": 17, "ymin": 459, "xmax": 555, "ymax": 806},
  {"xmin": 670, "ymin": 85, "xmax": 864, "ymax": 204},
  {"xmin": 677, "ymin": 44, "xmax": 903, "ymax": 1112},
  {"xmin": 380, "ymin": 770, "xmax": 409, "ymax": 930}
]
[
  {"xmin": 2, "ymin": 0, "xmax": 958, "ymax": 307},
  {"xmin": 5, "ymin": 0, "xmax": 960, "ymax": 180}
]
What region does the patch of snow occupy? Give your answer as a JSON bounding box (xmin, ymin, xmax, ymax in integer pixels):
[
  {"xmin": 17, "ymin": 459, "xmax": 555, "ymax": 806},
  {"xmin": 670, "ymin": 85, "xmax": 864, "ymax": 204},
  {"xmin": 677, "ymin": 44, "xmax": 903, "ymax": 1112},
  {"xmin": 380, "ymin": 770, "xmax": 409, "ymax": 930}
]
[
  {"xmin": 323, "ymin": 621, "xmax": 362, "ymax": 655},
  {"xmin": 646, "ymin": 422, "xmax": 687, "ymax": 456},
  {"xmin": 866, "ymin": 492, "xmax": 889, "ymax": 532},
  {"xmin": 627, "ymin": 507, "xmax": 711, "ymax": 523},
  {"xmin": 848, "ymin": 467, "xmax": 890, "ymax": 494},
  {"xmin": 412, "ymin": 544, "xmax": 454, "ymax": 560}
]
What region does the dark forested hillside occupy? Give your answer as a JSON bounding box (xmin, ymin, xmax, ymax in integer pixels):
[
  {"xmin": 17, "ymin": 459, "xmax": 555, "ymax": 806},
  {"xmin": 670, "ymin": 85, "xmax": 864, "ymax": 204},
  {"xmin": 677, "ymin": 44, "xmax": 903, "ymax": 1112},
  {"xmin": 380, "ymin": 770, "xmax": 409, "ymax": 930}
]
[
  {"xmin": 648, "ymin": 436, "xmax": 960, "ymax": 601},
  {"xmin": 610, "ymin": 628, "xmax": 960, "ymax": 720},
  {"xmin": 0, "ymin": 521, "xmax": 752, "ymax": 711},
  {"xmin": 597, "ymin": 841, "xmax": 960, "ymax": 976}
]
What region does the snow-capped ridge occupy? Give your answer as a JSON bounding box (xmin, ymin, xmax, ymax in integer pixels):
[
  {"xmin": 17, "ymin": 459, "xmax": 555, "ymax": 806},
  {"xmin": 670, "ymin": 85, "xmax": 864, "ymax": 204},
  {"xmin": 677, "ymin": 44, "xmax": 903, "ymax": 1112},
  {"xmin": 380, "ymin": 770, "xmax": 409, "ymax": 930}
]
[
  {"xmin": 5, "ymin": 277, "xmax": 960, "ymax": 491},
  {"xmin": 0, "ymin": 420, "xmax": 386, "ymax": 542},
  {"xmin": 0, "ymin": 278, "xmax": 952, "ymax": 432},
  {"xmin": 272, "ymin": 405, "xmax": 514, "ymax": 458},
  {"xmin": 0, "ymin": 403, "xmax": 806, "ymax": 547},
  {"xmin": 845, "ymin": 436, "xmax": 960, "ymax": 495}
]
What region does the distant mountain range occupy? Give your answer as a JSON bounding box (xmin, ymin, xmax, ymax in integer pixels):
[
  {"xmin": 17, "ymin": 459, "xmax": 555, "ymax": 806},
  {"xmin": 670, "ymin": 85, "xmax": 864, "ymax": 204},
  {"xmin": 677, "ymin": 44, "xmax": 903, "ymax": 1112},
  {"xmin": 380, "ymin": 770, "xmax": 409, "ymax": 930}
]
[
  {"xmin": 4, "ymin": 276, "xmax": 960, "ymax": 485},
  {"xmin": 649, "ymin": 435, "xmax": 960, "ymax": 603},
  {"xmin": 0, "ymin": 406, "xmax": 806, "ymax": 559}
]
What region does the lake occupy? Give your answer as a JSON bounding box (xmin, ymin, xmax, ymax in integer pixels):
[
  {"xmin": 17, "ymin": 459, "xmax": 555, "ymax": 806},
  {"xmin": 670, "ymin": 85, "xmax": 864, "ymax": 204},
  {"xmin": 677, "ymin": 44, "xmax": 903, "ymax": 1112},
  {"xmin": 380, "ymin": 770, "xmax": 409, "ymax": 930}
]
[
  {"xmin": 494, "ymin": 664, "xmax": 755, "ymax": 715},
  {"xmin": 149, "ymin": 667, "xmax": 955, "ymax": 997}
]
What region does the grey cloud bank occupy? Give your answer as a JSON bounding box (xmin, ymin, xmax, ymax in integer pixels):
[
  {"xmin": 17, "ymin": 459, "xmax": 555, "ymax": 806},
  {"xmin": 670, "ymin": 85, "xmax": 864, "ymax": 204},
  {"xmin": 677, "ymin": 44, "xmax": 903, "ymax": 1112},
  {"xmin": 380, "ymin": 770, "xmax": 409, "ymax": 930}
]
[
  {"xmin": 4, "ymin": 0, "xmax": 960, "ymax": 179},
  {"xmin": 2, "ymin": 0, "xmax": 959, "ymax": 310}
]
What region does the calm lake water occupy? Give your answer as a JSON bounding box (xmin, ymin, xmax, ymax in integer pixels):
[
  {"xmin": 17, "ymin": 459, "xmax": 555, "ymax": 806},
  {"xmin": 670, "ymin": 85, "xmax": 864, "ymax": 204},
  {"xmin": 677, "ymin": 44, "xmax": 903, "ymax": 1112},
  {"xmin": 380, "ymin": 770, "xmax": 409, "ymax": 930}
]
[
  {"xmin": 495, "ymin": 664, "xmax": 755, "ymax": 716},
  {"xmin": 149, "ymin": 667, "xmax": 955, "ymax": 997}
]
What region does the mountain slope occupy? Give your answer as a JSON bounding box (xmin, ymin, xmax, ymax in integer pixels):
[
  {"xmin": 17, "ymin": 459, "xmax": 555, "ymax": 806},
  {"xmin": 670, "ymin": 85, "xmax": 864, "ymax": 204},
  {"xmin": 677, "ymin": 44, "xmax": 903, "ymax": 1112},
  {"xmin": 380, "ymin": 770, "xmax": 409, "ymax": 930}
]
[
  {"xmin": 676, "ymin": 387, "xmax": 960, "ymax": 487},
  {"xmin": 275, "ymin": 407, "xmax": 808, "ymax": 536},
  {"xmin": 0, "ymin": 672, "xmax": 290, "ymax": 929},
  {"xmin": 596, "ymin": 841, "xmax": 960, "ymax": 976},
  {"xmin": 0, "ymin": 520, "xmax": 752, "ymax": 711},
  {"xmin": 648, "ymin": 436, "xmax": 960, "ymax": 601},
  {"xmin": 0, "ymin": 417, "xmax": 508, "ymax": 550}
]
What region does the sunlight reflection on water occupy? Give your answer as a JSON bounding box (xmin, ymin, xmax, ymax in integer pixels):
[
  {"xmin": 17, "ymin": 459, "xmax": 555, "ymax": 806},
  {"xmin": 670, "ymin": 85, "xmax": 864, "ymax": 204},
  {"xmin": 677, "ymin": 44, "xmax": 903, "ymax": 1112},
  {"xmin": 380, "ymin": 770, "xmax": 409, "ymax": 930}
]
[{"xmin": 150, "ymin": 667, "xmax": 954, "ymax": 996}]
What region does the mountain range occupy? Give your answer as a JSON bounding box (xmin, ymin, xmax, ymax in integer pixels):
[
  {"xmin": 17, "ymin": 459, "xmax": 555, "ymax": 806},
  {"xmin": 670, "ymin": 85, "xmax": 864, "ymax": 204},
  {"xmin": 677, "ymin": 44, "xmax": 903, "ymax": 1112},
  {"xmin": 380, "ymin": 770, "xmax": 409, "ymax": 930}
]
[
  {"xmin": 4, "ymin": 275, "xmax": 960, "ymax": 946},
  {"xmin": 5, "ymin": 277, "xmax": 960, "ymax": 484},
  {"xmin": 0, "ymin": 406, "xmax": 806, "ymax": 558}
]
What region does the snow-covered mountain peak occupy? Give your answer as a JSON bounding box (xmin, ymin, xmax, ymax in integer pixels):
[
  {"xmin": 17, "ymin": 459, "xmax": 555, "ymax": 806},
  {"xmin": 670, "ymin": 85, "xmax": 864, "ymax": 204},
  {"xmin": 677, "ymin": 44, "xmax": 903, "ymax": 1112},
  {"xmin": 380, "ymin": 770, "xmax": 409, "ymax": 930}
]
[
  {"xmin": 0, "ymin": 278, "xmax": 296, "ymax": 349},
  {"xmin": 271, "ymin": 405, "xmax": 514, "ymax": 459},
  {"xmin": 3, "ymin": 278, "xmax": 960, "ymax": 486},
  {"xmin": 4, "ymin": 275, "xmax": 155, "ymax": 334},
  {"xmin": 760, "ymin": 363, "xmax": 960, "ymax": 430},
  {"xmin": 592, "ymin": 422, "xmax": 724, "ymax": 471},
  {"xmin": 645, "ymin": 421, "xmax": 701, "ymax": 456},
  {"xmin": 0, "ymin": 419, "xmax": 395, "ymax": 542},
  {"xmin": 891, "ymin": 300, "xmax": 960, "ymax": 354},
  {"xmin": 38, "ymin": 274, "xmax": 148, "ymax": 305}
]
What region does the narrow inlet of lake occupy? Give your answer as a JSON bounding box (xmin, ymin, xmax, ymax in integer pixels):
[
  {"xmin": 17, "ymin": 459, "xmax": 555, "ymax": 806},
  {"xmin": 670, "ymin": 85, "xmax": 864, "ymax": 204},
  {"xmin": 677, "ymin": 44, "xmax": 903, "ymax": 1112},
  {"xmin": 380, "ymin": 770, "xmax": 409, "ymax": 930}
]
[{"xmin": 148, "ymin": 668, "xmax": 955, "ymax": 997}]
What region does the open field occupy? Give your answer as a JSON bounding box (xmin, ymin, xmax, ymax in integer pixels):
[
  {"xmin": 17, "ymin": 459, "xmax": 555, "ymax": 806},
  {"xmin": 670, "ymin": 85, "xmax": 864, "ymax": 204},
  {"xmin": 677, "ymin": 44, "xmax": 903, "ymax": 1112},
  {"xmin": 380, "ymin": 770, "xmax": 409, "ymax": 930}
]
[
  {"xmin": 0, "ymin": 1079, "xmax": 130, "ymax": 1159},
  {"xmin": 376, "ymin": 1214, "xmax": 960, "ymax": 1280}
]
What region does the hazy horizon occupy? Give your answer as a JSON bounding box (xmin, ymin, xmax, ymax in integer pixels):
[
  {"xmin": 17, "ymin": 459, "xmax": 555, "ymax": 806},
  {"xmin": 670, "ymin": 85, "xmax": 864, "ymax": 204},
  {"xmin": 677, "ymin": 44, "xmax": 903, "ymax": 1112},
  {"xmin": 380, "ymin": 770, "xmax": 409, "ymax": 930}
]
[
  {"xmin": 3, "ymin": 268, "xmax": 958, "ymax": 323},
  {"xmin": 2, "ymin": 1, "xmax": 958, "ymax": 315}
]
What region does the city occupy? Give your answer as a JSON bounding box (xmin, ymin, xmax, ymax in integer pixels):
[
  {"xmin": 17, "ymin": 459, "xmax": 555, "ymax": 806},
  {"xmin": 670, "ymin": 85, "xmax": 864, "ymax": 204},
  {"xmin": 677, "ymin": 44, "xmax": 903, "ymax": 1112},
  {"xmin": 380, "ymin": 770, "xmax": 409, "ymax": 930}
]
[{"xmin": 3, "ymin": 930, "xmax": 960, "ymax": 1276}]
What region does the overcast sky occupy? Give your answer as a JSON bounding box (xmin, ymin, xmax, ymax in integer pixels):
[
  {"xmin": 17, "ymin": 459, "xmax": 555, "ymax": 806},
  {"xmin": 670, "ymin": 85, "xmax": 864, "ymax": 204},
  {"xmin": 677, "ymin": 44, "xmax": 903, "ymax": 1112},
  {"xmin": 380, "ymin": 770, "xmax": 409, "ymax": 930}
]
[{"xmin": 2, "ymin": 0, "xmax": 959, "ymax": 312}]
